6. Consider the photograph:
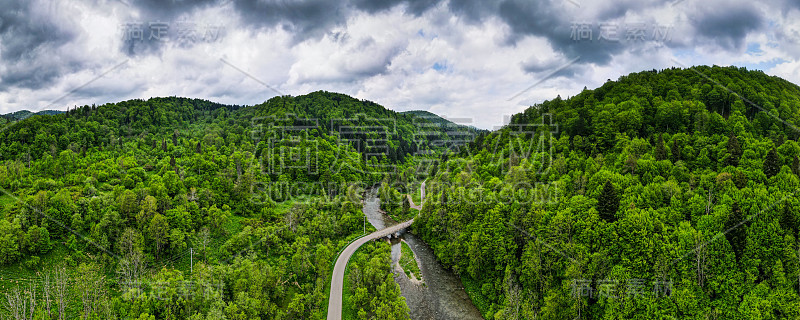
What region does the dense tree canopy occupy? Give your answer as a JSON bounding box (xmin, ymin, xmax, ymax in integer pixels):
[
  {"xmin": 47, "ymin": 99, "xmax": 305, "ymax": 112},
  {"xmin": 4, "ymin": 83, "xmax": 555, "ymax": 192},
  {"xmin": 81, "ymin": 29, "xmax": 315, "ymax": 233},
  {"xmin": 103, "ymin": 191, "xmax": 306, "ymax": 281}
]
[
  {"xmin": 3, "ymin": 65, "xmax": 800, "ymax": 319},
  {"xmin": 413, "ymin": 66, "xmax": 800, "ymax": 319},
  {"xmin": 0, "ymin": 92, "xmax": 478, "ymax": 319}
]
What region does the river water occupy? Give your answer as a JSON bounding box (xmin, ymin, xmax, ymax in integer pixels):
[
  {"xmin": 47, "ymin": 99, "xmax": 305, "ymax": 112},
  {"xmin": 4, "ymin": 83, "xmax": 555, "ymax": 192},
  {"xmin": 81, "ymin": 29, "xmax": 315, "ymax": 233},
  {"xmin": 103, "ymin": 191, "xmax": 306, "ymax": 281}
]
[{"xmin": 362, "ymin": 189, "xmax": 484, "ymax": 320}]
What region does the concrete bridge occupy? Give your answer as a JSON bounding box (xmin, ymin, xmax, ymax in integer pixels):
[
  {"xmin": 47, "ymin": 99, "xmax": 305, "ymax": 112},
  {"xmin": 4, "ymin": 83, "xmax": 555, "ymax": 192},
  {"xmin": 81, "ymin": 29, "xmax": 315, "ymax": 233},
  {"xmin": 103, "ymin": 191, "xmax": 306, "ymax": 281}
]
[
  {"xmin": 327, "ymin": 181, "xmax": 425, "ymax": 320},
  {"xmin": 327, "ymin": 219, "xmax": 414, "ymax": 319}
]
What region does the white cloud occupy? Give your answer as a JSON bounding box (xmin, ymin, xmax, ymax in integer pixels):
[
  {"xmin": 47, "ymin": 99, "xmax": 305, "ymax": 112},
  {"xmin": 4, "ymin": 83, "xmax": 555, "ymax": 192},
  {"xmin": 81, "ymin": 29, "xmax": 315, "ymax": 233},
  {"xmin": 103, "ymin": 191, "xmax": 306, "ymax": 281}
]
[{"xmin": 1, "ymin": 0, "xmax": 799, "ymax": 129}]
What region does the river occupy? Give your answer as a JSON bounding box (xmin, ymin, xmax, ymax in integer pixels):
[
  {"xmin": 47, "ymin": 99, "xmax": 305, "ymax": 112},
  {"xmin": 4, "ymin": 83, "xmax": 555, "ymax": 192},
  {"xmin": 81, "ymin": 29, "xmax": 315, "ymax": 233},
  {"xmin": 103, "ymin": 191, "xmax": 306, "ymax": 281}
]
[{"xmin": 362, "ymin": 188, "xmax": 484, "ymax": 320}]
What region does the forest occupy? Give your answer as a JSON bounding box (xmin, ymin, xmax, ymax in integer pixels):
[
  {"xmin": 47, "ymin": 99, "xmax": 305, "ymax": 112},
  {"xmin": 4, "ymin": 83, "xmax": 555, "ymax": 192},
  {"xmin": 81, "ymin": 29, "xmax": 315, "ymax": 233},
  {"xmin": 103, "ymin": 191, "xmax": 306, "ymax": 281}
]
[
  {"xmin": 0, "ymin": 91, "xmax": 469, "ymax": 319},
  {"xmin": 1, "ymin": 65, "xmax": 799, "ymax": 319},
  {"xmin": 412, "ymin": 66, "xmax": 800, "ymax": 319}
]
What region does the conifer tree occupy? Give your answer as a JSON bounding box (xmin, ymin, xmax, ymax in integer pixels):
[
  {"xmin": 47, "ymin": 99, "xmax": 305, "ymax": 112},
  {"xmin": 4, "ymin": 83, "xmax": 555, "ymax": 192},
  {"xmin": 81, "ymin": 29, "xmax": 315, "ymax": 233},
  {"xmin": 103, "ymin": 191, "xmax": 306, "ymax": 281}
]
[
  {"xmin": 764, "ymin": 148, "xmax": 780, "ymax": 177},
  {"xmin": 655, "ymin": 134, "xmax": 667, "ymax": 161},
  {"xmin": 725, "ymin": 202, "xmax": 746, "ymax": 260},
  {"xmin": 597, "ymin": 180, "xmax": 619, "ymax": 222},
  {"xmin": 727, "ymin": 133, "xmax": 742, "ymax": 166},
  {"xmin": 671, "ymin": 139, "xmax": 681, "ymax": 162}
]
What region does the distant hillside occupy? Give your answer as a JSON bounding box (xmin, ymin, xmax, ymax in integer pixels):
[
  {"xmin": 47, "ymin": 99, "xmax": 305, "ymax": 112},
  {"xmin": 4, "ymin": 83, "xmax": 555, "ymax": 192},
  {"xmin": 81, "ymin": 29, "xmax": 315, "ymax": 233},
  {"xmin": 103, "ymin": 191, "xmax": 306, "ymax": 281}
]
[
  {"xmin": 0, "ymin": 92, "xmax": 475, "ymax": 164},
  {"xmin": 401, "ymin": 110, "xmax": 485, "ymax": 132},
  {"xmin": 244, "ymin": 91, "xmax": 479, "ymax": 160},
  {"xmin": 1, "ymin": 109, "xmax": 63, "ymax": 121}
]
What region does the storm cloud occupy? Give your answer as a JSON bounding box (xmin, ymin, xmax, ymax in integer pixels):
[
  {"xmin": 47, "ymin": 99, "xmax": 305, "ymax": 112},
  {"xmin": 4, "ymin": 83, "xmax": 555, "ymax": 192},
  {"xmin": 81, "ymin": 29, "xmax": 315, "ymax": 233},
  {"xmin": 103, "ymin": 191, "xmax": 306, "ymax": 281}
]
[{"xmin": 0, "ymin": 0, "xmax": 797, "ymax": 129}]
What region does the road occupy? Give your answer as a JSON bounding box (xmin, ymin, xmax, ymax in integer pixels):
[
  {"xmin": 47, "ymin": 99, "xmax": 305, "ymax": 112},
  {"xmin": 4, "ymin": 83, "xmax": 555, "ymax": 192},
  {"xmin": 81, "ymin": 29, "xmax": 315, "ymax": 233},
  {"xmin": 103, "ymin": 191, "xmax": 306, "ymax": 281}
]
[
  {"xmin": 327, "ymin": 182, "xmax": 425, "ymax": 319},
  {"xmin": 327, "ymin": 219, "xmax": 414, "ymax": 319}
]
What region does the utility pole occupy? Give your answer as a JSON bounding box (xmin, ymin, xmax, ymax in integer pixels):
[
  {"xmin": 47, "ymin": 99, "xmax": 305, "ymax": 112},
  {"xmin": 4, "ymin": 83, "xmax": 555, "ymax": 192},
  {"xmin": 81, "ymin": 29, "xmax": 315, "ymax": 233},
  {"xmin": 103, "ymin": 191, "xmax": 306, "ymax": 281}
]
[
  {"xmin": 363, "ymin": 215, "xmax": 366, "ymax": 235},
  {"xmin": 190, "ymin": 247, "xmax": 193, "ymax": 274}
]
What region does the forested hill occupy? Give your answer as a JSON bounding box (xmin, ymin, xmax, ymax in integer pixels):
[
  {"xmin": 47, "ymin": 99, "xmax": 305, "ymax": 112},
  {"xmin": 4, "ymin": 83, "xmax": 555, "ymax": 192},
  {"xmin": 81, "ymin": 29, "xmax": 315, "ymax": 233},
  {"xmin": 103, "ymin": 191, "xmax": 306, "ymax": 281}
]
[
  {"xmin": 0, "ymin": 110, "xmax": 64, "ymax": 122},
  {"xmin": 0, "ymin": 91, "xmax": 477, "ymax": 164},
  {"xmin": 0, "ymin": 91, "xmax": 471, "ymax": 319},
  {"xmin": 414, "ymin": 65, "xmax": 800, "ymax": 319},
  {"xmin": 511, "ymin": 65, "xmax": 800, "ymax": 145},
  {"xmin": 246, "ymin": 91, "xmax": 479, "ymax": 162},
  {"xmin": 401, "ymin": 110, "xmax": 485, "ymax": 134}
]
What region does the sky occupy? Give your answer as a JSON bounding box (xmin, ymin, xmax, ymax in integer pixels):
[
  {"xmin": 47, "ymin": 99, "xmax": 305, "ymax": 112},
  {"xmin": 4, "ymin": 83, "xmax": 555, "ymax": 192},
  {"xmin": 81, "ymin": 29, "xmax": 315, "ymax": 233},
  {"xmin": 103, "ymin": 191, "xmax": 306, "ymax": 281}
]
[{"xmin": 1, "ymin": 0, "xmax": 799, "ymax": 129}]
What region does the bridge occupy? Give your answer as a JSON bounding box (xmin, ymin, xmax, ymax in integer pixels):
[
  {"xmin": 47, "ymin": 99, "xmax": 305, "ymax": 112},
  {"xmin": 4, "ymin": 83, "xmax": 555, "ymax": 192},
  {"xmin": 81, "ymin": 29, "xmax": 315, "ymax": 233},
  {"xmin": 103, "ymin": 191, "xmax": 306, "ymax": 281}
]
[
  {"xmin": 327, "ymin": 182, "xmax": 424, "ymax": 320},
  {"xmin": 327, "ymin": 219, "xmax": 414, "ymax": 319}
]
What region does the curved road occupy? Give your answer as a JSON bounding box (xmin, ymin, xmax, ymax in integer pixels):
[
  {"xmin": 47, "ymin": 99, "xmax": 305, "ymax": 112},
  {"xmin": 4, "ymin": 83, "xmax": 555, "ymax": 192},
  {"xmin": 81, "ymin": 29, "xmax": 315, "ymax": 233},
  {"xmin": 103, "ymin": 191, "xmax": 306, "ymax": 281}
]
[
  {"xmin": 327, "ymin": 219, "xmax": 414, "ymax": 319},
  {"xmin": 327, "ymin": 182, "xmax": 425, "ymax": 320}
]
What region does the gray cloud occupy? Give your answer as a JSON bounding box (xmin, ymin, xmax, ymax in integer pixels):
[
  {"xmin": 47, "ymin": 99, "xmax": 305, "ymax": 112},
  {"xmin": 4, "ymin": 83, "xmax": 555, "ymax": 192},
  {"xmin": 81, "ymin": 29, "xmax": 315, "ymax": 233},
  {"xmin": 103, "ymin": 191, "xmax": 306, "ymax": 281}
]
[
  {"xmin": 0, "ymin": 0, "xmax": 792, "ymax": 124},
  {"xmin": 689, "ymin": 2, "xmax": 764, "ymax": 51},
  {"xmin": 782, "ymin": 0, "xmax": 800, "ymax": 13},
  {"xmin": 0, "ymin": 0, "xmax": 81, "ymax": 89},
  {"xmin": 521, "ymin": 56, "xmax": 581, "ymax": 78},
  {"xmin": 446, "ymin": 0, "xmax": 497, "ymax": 22},
  {"xmin": 351, "ymin": 0, "xmax": 442, "ymax": 16},
  {"xmin": 232, "ymin": 0, "xmax": 346, "ymax": 40},
  {"xmin": 500, "ymin": 1, "xmax": 616, "ymax": 64},
  {"xmin": 443, "ymin": 0, "xmax": 659, "ymax": 65},
  {"xmin": 3, "ymin": 0, "xmax": 772, "ymax": 88}
]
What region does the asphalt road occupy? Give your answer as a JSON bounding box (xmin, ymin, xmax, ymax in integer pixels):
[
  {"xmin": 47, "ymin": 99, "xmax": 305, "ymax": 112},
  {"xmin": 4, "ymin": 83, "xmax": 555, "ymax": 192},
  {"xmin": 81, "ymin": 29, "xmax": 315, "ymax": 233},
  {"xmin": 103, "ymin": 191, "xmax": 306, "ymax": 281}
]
[
  {"xmin": 327, "ymin": 182, "xmax": 425, "ymax": 319},
  {"xmin": 327, "ymin": 219, "xmax": 414, "ymax": 319}
]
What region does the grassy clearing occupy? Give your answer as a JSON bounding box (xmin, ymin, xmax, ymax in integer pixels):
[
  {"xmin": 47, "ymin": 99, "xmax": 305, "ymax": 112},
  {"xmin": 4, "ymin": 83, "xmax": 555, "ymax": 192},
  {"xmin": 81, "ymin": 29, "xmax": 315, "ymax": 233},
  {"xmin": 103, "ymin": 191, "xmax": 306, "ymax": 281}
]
[
  {"xmin": 399, "ymin": 241, "xmax": 422, "ymax": 282},
  {"xmin": 0, "ymin": 194, "xmax": 17, "ymax": 211},
  {"xmin": 0, "ymin": 245, "xmax": 70, "ymax": 288},
  {"xmin": 411, "ymin": 188, "xmax": 422, "ymax": 206}
]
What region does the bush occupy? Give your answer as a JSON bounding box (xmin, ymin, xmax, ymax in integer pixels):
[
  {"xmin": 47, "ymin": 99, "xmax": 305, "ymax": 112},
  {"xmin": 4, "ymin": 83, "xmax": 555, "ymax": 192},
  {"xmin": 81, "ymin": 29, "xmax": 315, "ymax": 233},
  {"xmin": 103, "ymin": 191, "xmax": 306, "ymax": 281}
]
[{"xmin": 24, "ymin": 256, "xmax": 40, "ymax": 270}]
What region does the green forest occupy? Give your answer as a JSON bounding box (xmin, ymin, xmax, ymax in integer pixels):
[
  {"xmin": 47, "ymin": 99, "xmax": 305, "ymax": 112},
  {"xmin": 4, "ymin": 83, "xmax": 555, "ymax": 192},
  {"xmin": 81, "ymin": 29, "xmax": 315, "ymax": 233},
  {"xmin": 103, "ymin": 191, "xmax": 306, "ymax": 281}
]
[
  {"xmin": 1, "ymin": 65, "xmax": 799, "ymax": 319},
  {"xmin": 0, "ymin": 91, "xmax": 470, "ymax": 319},
  {"xmin": 413, "ymin": 66, "xmax": 800, "ymax": 319}
]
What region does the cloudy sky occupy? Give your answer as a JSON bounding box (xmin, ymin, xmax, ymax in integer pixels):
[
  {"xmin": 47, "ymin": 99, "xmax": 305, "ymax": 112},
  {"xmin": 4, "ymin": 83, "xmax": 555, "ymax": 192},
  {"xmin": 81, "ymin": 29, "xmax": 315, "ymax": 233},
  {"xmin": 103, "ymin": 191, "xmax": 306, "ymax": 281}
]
[{"xmin": 1, "ymin": 0, "xmax": 799, "ymax": 129}]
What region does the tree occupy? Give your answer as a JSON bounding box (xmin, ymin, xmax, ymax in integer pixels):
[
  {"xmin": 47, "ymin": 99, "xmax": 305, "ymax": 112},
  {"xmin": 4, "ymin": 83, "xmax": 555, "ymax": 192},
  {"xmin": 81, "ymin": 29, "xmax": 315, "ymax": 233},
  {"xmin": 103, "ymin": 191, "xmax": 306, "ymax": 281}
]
[
  {"xmin": 138, "ymin": 195, "xmax": 158, "ymax": 229},
  {"xmin": 23, "ymin": 225, "xmax": 50, "ymax": 254},
  {"xmin": 726, "ymin": 202, "xmax": 747, "ymax": 261},
  {"xmin": 198, "ymin": 227, "xmax": 211, "ymax": 261},
  {"xmin": 792, "ymin": 155, "xmax": 800, "ymax": 176},
  {"xmin": 4, "ymin": 284, "xmax": 36, "ymax": 320},
  {"xmin": 42, "ymin": 272, "xmax": 54, "ymax": 320},
  {"xmin": 163, "ymin": 171, "xmax": 183, "ymax": 196},
  {"xmin": 597, "ymin": 180, "xmax": 619, "ymax": 222},
  {"xmin": 117, "ymin": 228, "xmax": 145, "ymax": 286},
  {"xmin": 654, "ymin": 134, "xmax": 667, "ymax": 161},
  {"xmin": 671, "ymin": 139, "xmax": 682, "ymax": 162},
  {"xmin": 148, "ymin": 214, "xmax": 170, "ymax": 258},
  {"xmin": 728, "ymin": 133, "xmax": 742, "ymax": 166},
  {"xmin": 0, "ymin": 218, "xmax": 21, "ymax": 264},
  {"xmin": 118, "ymin": 189, "xmax": 139, "ymax": 221},
  {"xmin": 764, "ymin": 148, "xmax": 780, "ymax": 178}
]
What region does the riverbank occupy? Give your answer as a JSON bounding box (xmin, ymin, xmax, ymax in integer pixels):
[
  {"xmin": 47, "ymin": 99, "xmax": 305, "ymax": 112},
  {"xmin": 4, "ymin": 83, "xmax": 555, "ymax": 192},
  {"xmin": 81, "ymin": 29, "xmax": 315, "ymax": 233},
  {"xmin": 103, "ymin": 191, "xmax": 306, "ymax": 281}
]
[
  {"xmin": 363, "ymin": 187, "xmax": 483, "ymax": 320},
  {"xmin": 398, "ymin": 240, "xmax": 424, "ymax": 284}
]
